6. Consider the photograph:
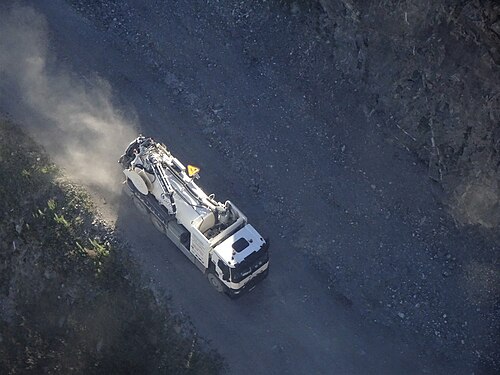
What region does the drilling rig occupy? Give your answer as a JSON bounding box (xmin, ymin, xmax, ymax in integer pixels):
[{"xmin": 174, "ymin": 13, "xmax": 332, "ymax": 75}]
[{"xmin": 119, "ymin": 136, "xmax": 269, "ymax": 296}]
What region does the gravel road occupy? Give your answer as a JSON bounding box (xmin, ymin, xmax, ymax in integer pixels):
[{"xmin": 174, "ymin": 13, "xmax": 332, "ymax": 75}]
[{"xmin": 1, "ymin": 1, "xmax": 498, "ymax": 374}]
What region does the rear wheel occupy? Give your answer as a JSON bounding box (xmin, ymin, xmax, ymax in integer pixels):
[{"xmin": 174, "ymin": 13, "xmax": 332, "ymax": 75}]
[
  {"xmin": 122, "ymin": 181, "xmax": 134, "ymax": 198},
  {"xmin": 133, "ymin": 197, "xmax": 149, "ymax": 216},
  {"xmin": 207, "ymin": 272, "xmax": 224, "ymax": 293},
  {"xmin": 151, "ymin": 214, "xmax": 167, "ymax": 235}
]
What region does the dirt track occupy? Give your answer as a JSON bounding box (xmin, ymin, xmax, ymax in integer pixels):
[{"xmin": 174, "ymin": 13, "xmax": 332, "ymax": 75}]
[{"xmin": 1, "ymin": 1, "xmax": 498, "ymax": 374}]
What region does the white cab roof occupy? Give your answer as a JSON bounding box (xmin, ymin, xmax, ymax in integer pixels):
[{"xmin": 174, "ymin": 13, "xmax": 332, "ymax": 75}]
[{"xmin": 214, "ymin": 224, "xmax": 265, "ymax": 266}]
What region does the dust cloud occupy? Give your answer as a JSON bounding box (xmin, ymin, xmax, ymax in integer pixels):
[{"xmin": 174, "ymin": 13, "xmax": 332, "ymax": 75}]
[{"xmin": 0, "ymin": 4, "xmax": 137, "ymax": 195}]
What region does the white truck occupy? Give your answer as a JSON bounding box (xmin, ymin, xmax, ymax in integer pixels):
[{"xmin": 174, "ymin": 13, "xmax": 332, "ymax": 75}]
[{"xmin": 119, "ymin": 136, "xmax": 269, "ymax": 296}]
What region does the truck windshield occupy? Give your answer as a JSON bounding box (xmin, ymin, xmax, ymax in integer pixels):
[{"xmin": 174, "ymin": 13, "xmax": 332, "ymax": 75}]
[{"xmin": 230, "ymin": 244, "xmax": 269, "ymax": 283}]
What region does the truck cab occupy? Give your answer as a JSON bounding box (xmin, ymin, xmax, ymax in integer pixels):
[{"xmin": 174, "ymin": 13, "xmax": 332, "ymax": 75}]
[{"xmin": 211, "ymin": 224, "xmax": 269, "ymax": 296}]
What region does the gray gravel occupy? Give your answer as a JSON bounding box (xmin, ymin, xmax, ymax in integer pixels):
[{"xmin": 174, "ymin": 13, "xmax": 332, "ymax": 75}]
[{"xmin": 1, "ymin": 0, "xmax": 498, "ymax": 374}]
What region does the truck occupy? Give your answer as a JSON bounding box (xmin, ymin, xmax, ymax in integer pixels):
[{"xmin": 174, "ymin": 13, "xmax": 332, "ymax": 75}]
[{"xmin": 119, "ymin": 136, "xmax": 269, "ymax": 296}]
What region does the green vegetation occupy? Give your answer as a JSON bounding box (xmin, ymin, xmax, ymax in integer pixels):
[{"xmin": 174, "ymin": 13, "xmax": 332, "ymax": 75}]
[{"xmin": 0, "ymin": 120, "xmax": 223, "ymax": 374}]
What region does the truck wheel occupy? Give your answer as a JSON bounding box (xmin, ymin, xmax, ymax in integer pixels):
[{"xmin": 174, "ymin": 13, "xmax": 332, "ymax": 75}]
[
  {"xmin": 151, "ymin": 214, "xmax": 167, "ymax": 235},
  {"xmin": 123, "ymin": 182, "xmax": 134, "ymax": 198},
  {"xmin": 207, "ymin": 272, "xmax": 224, "ymax": 293},
  {"xmin": 133, "ymin": 197, "xmax": 149, "ymax": 216}
]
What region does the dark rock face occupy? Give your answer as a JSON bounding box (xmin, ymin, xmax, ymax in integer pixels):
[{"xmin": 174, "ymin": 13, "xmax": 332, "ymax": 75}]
[{"xmin": 321, "ymin": 0, "xmax": 500, "ymax": 228}]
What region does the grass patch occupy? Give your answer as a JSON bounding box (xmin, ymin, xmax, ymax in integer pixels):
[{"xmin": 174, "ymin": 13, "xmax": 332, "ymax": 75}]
[{"xmin": 0, "ymin": 120, "xmax": 224, "ymax": 374}]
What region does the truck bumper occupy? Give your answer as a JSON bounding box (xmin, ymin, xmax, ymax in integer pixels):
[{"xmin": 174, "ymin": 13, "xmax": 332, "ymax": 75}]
[{"xmin": 227, "ymin": 267, "xmax": 269, "ymax": 298}]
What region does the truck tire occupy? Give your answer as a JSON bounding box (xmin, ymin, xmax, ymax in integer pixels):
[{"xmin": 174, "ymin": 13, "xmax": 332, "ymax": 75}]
[
  {"xmin": 207, "ymin": 272, "xmax": 224, "ymax": 293},
  {"xmin": 123, "ymin": 182, "xmax": 134, "ymax": 198},
  {"xmin": 133, "ymin": 197, "xmax": 149, "ymax": 216},
  {"xmin": 151, "ymin": 214, "xmax": 167, "ymax": 235}
]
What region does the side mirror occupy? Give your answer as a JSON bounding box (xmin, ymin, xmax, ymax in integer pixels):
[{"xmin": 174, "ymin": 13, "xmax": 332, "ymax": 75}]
[{"xmin": 263, "ymin": 237, "xmax": 270, "ymax": 251}]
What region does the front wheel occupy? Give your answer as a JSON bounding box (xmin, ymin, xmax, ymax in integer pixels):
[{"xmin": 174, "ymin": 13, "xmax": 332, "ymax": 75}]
[{"xmin": 207, "ymin": 272, "xmax": 224, "ymax": 293}]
